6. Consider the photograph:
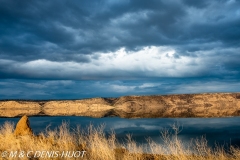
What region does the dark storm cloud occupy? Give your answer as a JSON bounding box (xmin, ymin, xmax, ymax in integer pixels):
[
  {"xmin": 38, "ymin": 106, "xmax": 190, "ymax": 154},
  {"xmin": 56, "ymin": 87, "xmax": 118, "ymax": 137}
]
[
  {"xmin": 0, "ymin": 78, "xmax": 239, "ymax": 100},
  {"xmin": 0, "ymin": 0, "xmax": 240, "ymax": 81},
  {"xmin": 182, "ymin": 0, "xmax": 209, "ymax": 8},
  {"xmin": 0, "ymin": 0, "xmax": 186, "ymax": 61}
]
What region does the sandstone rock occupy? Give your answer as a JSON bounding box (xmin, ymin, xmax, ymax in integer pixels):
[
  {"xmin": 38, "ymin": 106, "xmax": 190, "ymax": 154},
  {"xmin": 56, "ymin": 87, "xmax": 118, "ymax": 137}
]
[
  {"xmin": 1, "ymin": 93, "xmax": 240, "ymax": 118},
  {"xmin": 14, "ymin": 115, "xmax": 33, "ymax": 136}
]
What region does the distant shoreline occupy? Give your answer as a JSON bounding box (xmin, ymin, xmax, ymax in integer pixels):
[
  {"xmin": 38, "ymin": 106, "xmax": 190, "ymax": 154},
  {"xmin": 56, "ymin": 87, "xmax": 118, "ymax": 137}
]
[
  {"xmin": 0, "ymin": 92, "xmax": 239, "ymax": 101},
  {"xmin": 0, "ymin": 92, "xmax": 240, "ymax": 118}
]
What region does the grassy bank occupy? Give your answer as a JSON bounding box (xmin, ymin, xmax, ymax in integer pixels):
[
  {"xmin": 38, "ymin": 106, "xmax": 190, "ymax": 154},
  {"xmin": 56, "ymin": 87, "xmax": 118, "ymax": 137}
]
[{"xmin": 0, "ymin": 122, "xmax": 240, "ymax": 160}]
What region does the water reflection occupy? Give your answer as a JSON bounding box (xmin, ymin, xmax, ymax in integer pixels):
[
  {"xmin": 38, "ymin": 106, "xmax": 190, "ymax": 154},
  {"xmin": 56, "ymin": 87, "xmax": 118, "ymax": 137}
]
[{"xmin": 0, "ymin": 116, "xmax": 240, "ymax": 147}]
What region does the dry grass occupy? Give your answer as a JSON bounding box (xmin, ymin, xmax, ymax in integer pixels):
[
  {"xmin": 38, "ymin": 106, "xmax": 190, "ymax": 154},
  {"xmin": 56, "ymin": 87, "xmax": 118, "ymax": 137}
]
[{"xmin": 0, "ymin": 121, "xmax": 240, "ymax": 160}]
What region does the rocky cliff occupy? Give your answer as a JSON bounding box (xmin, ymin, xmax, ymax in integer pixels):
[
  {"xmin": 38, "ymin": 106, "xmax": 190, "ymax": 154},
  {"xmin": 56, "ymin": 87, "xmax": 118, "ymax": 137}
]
[{"xmin": 1, "ymin": 93, "xmax": 240, "ymax": 118}]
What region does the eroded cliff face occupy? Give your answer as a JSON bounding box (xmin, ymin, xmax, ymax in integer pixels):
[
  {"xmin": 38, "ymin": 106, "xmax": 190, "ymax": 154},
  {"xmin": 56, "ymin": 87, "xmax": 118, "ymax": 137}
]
[{"xmin": 1, "ymin": 93, "xmax": 240, "ymax": 118}]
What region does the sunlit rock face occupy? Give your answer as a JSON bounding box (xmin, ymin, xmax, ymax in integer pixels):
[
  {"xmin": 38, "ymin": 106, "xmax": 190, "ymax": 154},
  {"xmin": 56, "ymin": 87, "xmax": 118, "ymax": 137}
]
[
  {"xmin": 0, "ymin": 101, "xmax": 41, "ymax": 117},
  {"xmin": 14, "ymin": 115, "xmax": 33, "ymax": 136},
  {"xmin": 0, "ymin": 93, "xmax": 240, "ymax": 118}
]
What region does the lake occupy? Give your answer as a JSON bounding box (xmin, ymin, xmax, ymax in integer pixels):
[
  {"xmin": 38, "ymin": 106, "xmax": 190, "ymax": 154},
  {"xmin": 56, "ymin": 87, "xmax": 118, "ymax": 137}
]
[{"xmin": 0, "ymin": 116, "xmax": 240, "ymax": 148}]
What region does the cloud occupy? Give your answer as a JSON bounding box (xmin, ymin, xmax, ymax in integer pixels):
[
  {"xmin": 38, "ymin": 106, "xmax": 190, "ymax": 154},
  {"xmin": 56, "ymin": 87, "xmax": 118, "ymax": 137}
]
[
  {"xmin": 0, "ymin": 78, "xmax": 239, "ymax": 100},
  {"xmin": 0, "ymin": 0, "xmax": 240, "ymax": 98},
  {"xmin": 0, "ymin": 0, "xmax": 239, "ymax": 61},
  {"xmin": 170, "ymin": 80, "xmax": 240, "ymax": 94},
  {"xmin": 1, "ymin": 45, "xmax": 239, "ymax": 80}
]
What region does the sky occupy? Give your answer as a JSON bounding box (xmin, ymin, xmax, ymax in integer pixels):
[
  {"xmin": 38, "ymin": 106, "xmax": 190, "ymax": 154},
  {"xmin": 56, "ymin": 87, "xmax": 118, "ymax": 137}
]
[{"xmin": 0, "ymin": 0, "xmax": 240, "ymax": 99}]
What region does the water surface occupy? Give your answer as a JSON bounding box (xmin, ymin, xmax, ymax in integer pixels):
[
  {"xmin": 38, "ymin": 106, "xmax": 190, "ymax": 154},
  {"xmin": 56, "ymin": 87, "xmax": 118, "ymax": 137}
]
[{"xmin": 0, "ymin": 116, "xmax": 240, "ymax": 148}]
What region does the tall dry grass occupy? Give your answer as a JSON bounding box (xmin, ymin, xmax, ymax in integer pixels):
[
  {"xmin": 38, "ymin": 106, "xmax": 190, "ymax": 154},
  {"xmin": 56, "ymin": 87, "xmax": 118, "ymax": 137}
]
[{"xmin": 0, "ymin": 121, "xmax": 239, "ymax": 160}]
